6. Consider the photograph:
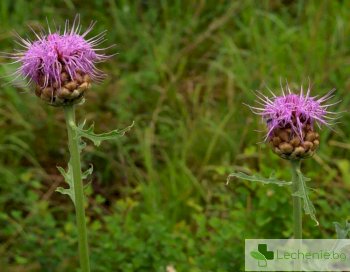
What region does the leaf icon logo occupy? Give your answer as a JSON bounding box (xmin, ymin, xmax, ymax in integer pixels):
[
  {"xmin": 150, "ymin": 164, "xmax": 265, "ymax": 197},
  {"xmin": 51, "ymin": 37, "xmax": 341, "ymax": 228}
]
[
  {"xmin": 250, "ymin": 244, "xmax": 274, "ymax": 268},
  {"xmin": 250, "ymin": 250, "xmax": 267, "ymax": 267}
]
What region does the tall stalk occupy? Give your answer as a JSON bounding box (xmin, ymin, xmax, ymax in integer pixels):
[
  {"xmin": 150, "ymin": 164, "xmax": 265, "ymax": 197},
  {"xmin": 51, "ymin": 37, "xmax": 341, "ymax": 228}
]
[
  {"xmin": 64, "ymin": 104, "xmax": 90, "ymax": 272},
  {"xmin": 291, "ymin": 160, "xmax": 302, "ymax": 239},
  {"xmin": 291, "ymin": 160, "xmax": 302, "ymax": 271}
]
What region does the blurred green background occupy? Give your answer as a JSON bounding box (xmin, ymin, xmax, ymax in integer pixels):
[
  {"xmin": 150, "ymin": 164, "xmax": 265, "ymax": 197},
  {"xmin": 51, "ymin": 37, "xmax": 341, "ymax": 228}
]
[{"xmin": 0, "ymin": 0, "xmax": 350, "ymax": 271}]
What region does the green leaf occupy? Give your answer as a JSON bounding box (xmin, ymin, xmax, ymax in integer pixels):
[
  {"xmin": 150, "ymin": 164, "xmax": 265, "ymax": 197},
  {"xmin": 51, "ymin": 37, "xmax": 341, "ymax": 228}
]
[
  {"xmin": 82, "ymin": 164, "xmax": 93, "ymax": 180},
  {"xmin": 56, "ymin": 162, "xmax": 93, "ymax": 205},
  {"xmin": 79, "ymin": 138, "xmax": 87, "ymax": 153},
  {"xmin": 55, "ymin": 187, "xmax": 74, "ymax": 200},
  {"xmin": 250, "ymin": 250, "xmax": 267, "ymax": 261},
  {"xmin": 82, "ymin": 164, "xmax": 93, "ymax": 190},
  {"xmin": 56, "ymin": 161, "xmax": 75, "ymax": 205},
  {"xmin": 227, "ymin": 172, "xmax": 291, "ymax": 186},
  {"xmin": 334, "ymin": 221, "xmax": 350, "ymax": 239},
  {"xmin": 292, "ymin": 169, "xmax": 319, "ymax": 226},
  {"xmin": 74, "ymin": 121, "xmax": 134, "ymax": 146}
]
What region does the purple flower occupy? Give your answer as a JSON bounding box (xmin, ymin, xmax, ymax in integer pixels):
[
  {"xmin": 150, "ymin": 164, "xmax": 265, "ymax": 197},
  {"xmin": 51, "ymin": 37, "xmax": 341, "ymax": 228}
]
[
  {"xmin": 7, "ymin": 16, "xmax": 111, "ymax": 106},
  {"xmin": 249, "ymin": 83, "xmax": 338, "ymax": 141},
  {"xmin": 11, "ymin": 17, "xmax": 108, "ymax": 90}
]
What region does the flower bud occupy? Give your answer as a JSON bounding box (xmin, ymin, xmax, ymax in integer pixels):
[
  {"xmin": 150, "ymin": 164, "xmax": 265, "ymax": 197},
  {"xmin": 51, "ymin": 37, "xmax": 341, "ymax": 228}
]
[
  {"xmin": 9, "ymin": 16, "xmax": 109, "ymax": 107},
  {"xmin": 270, "ymin": 127, "xmax": 320, "ymax": 160},
  {"xmin": 34, "ymin": 70, "xmax": 91, "ymax": 106},
  {"xmin": 249, "ymin": 83, "xmax": 338, "ymax": 160}
]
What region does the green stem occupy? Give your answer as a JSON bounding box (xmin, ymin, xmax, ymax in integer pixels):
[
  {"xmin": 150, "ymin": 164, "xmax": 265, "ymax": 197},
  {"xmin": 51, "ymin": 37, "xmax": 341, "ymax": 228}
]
[
  {"xmin": 291, "ymin": 160, "xmax": 302, "ymax": 239},
  {"xmin": 64, "ymin": 105, "xmax": 90, "ymax": 272}
]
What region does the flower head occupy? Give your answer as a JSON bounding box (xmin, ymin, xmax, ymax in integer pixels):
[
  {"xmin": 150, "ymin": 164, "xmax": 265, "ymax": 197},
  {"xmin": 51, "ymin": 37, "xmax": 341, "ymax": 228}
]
[
  {"xmin": 9, "ymin": 16, "xmax": 109, "ymax": 106},
  {"xmin": 249, "ymin": 83, "xmax": 338, "ymax": 160}
]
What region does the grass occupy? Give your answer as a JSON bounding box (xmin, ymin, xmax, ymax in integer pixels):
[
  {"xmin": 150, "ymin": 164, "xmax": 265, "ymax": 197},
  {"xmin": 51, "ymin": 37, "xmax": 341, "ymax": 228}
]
[{"xmin": 0, "ymin": 0, "xmax": 350, "ymax": 271}]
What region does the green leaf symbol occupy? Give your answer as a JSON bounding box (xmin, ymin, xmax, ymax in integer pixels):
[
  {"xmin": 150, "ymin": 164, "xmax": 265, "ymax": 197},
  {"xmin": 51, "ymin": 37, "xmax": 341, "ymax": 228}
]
[{"xmin": 250, "ymin": 250, "xmax": 267, "ymax": 261}]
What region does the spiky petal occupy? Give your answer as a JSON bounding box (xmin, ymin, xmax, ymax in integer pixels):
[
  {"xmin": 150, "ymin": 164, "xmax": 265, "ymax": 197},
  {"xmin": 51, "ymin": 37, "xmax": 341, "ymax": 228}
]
[
  {"xmin": 249, "ymin": 83, "xmax": 338, "ymax": 160},
  {"xmin": 250, "ymin": 85, "xmax": 336, "ymax": 141},
  {"xmin": 8, "ymin": 16, "xmax": 110, "ymax": 106}
]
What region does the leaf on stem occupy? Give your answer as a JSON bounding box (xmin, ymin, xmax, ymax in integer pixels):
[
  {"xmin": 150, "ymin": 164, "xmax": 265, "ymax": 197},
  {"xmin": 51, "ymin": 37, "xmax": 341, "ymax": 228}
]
[
  {"xmin": 334, "ymin": 221, "xmax": 350, "ymax": 239},
  {"xmin": 79, "ymin": 138, "xmax": 87, "ymax": 153},
  {"xmin": 227, "ymin": 172, "xmax": 292, "ymax": 186},
  {"xmin": 56, "ymin": 160, "xmax": 75, "ymax": 205},
  {"xmin": 82, "ymin": 164, "xmax": 93, "ymax": 179},
  {"xmin": 55, "ymin": 162, "xmax": 94, "ymax": 205},
  {"xmin": 329, "ymin": 221, "xmax": 350, "ymax": 256},
  {"xmin": 74, "ymin": 121, "xmax": 134, "ymax": 146},
  {"xmin": 292, "ymin": 170, "xmax": 319, "ymax": 226}
]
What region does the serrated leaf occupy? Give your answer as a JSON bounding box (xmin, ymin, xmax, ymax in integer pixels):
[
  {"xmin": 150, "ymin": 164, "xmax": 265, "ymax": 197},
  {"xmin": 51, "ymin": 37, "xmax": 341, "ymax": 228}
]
[
  {"xmin": 328, "ymin": 222, "xmax": 350, "ymax": 256},
  {"xmin": 292, "ymin": 169, "xmax": 319, "ymax": 226},
  {"xmin": 250, "ymin": 250, "xmax": 267, "ymax": 261},
  {"xmin": 334, "ymin": 221, "xmax": 350, "ymax": 239},
  {"xmin": 82, "ymin": 164, "xmax": 93, "ymax": 180},
  {"xmin": 56, "ymin": 161, "xmax": 75, "ymax": 205},
  {"xmin": 74, "ymin": 121, "xmax": 134, "ymax": 146},
  {"xmin": 55, "ymin": 187, "xmax": 75, "ymax": 203},
  {"xmin": 227, "ymin": 172, "xmax": 291, "ymax": 186},
  {"xmin": 56, "ymin": 162, "xmax": 93, "ymax": 205},
  {"xmin": 79, "ymin": 139, "xmax": 87, "ymax": 153},
  {"xmin": 57, "ymin": 164, "xmax": 73, "ymax": 185}
]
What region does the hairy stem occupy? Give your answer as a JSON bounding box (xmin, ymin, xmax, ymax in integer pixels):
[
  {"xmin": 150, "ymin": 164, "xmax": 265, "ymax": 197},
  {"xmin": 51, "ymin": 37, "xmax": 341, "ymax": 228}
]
[
  {"xmin": 64, "ymin": 105, "xmax": 90, "ymax": 272},
  {"xmin": 291, "ymin": 160, "xmax": 302, "ymax": 239}
]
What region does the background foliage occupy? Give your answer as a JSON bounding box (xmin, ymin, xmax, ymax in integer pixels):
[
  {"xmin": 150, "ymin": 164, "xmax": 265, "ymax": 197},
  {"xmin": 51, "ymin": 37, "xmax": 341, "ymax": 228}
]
[{"xmin": 0, "ymin": 0, "xmax": 350, "ymax": 271}]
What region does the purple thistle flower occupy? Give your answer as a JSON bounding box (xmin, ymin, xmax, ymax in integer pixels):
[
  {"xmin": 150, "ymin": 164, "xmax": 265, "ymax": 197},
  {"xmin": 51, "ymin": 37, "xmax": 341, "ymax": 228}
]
[
  {"xmin": 251, "ymin": 85, "xmax": 337, "ymax": 140},
  {"xmin": 249, "ymin": 82, "xmax": 339, "ymax": 160},
  {"xmin": 8, "ymin": 16, "xmax": 110, "ymax": 105}
]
